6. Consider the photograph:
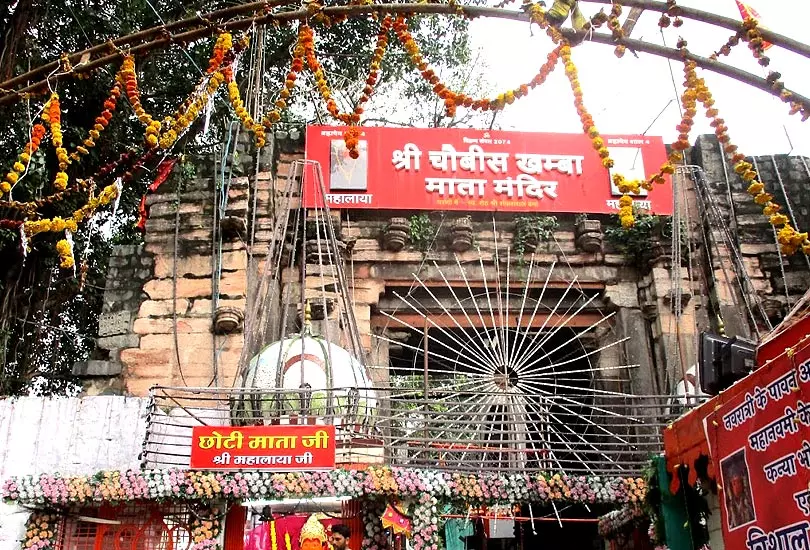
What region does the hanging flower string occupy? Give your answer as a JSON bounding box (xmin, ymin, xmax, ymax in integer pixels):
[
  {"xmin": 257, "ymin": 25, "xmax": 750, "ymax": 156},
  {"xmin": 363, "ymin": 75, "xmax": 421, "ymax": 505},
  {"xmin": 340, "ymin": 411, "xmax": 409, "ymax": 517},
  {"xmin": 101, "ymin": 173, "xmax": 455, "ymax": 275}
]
[
  {"xmin": 2, "ymin": 467, "xmax": 647, "ymax": 507},
  {"xmin": 393, "ymin": 15, "xmax": 561, "ymax": 116},
  {"xmin": 226, "ymin": 67, "xmax": 266, "ymax": 148},
  {"xmin": 72, "ymin": 82, "xmax": 121, "ymax": 162},
  {"xmin": 558, "ymin": 43, "xmax": 648, "ymax": 228},
  {"xmin": 40, "ymin": 93, "xmax": 69, "ymax": 191},
  {"xmin": 671, "ymin": 41, "xmax": 810, "ymax": 255},
  {"xmin": 1, "ymin": 123, "xmax": 45, "ymax": 196},
  {"xmin": 263, "ymin": 24, "xmax": 307, "ymax": 127},
  {"xmin": 208, "ymin": 32, "xmax": 233, "ymax": 74},
  {"xmin": 298, "ymin": 19, "xmax": 391, "ymax": 157},
  {"xmin": 55, "ymin": 238, "xmax": 74, "ymax": 269}
]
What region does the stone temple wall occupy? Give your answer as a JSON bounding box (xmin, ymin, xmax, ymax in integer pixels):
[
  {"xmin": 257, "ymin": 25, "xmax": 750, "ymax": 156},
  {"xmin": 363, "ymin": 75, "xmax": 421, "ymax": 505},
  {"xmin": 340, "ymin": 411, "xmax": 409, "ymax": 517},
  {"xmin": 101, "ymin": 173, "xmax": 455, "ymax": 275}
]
[{"xmin": 73, "ymin": 134, "xmax": 810, "ymax": 398}]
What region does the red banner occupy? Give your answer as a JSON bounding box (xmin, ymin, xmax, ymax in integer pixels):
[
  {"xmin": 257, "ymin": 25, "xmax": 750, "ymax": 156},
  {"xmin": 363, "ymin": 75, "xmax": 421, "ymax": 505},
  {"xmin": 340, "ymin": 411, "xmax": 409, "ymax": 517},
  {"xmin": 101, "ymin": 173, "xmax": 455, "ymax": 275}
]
[
  {"xmin": 704, "ymin": 338, "xmax": 810, "ymax": 548},
  {"xmin": 303, "ymin": 126, "xmax": 672, "ymax": 214},
  {"xmin": 189, "ymin": 425, "xmax": 336, "ymax": 470}
]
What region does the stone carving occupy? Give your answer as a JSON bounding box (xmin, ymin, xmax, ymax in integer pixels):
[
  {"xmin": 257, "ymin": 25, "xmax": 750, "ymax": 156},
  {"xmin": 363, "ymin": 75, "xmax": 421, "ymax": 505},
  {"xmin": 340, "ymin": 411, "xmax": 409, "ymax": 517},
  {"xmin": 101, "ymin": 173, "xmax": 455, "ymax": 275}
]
[
  {"xmin": 98, "ymin": 311, "xmax": 131, "ymax": 337},
  {"xmin": 451, "ymin": 217, "xmax": 474, "ymax": 252},
  {"xmin": 382, "ymin": 217, "xmax": 410, "ymax": 252},
  {"xmin": 575, "ymin": 218, "xmax": 603, "ymax": 253},
  {"xmin": 213, "ymin": 306, "xmax": 245, "ymax": 334}
]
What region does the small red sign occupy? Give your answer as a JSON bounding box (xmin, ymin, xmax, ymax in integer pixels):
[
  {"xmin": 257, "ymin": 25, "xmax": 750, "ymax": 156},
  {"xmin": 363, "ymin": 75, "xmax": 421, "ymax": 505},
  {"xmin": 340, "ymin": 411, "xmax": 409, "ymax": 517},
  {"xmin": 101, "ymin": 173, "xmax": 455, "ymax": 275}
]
[
  {"xmin": 303, "ymin": 125, "xmax": 672, "ymax": 214},
  {"xmin": 189, "ymin": 425, "xmax": 336, "ymax": 470}
]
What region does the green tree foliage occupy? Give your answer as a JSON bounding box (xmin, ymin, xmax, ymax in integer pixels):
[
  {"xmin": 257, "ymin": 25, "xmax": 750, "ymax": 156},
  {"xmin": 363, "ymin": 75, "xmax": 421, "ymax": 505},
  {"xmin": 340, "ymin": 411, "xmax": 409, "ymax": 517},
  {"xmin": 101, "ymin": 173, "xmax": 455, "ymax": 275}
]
[{"xmin": 0, "ymin": 0, "xmax": 480, "ymax": 395}]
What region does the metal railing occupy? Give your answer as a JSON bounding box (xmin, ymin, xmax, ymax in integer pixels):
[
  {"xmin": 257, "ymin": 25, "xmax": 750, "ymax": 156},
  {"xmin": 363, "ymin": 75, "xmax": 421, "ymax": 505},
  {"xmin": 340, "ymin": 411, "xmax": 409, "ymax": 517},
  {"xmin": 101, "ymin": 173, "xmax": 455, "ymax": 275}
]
[{"xmin": 143, "ymin": 385, "xmax": 704, "ymax": 476}]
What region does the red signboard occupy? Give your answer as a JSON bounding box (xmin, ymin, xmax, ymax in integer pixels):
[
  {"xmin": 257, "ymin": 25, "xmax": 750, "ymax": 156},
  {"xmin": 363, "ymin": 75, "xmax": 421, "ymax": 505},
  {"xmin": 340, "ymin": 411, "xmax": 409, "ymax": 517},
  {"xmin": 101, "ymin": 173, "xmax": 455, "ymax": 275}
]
[
  {"xmin": 303, "ymin": 125, "xmax": 672, "ymax": 214},
  {"xmin": 704, "ymin": 338, "xmax": 810, "ymax": 548},
  {"xmin": 189, "ymin": 425, "xmax": 336, "ymax": 470}
]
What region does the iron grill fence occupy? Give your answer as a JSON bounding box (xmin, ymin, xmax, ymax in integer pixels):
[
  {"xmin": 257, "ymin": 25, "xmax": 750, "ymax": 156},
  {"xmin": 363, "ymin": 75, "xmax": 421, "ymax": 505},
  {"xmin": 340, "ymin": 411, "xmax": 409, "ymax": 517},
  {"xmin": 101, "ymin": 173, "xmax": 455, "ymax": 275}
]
[{"xmin": 143, "ymin": 386, "xmax": 703, "ymax": 476}]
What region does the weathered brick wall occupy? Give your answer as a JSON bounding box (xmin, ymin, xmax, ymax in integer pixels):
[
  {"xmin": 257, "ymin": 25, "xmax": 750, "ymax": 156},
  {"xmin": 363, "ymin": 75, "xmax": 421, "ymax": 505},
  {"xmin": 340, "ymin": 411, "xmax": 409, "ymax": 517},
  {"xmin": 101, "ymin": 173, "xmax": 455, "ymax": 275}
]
[
  {"xmin": 691, "ymin": 134, "xmax": 810, "ymax": 337},
  {"xmin": 81, "ymin": 133, "xmax": 810, "ymax": 398}
]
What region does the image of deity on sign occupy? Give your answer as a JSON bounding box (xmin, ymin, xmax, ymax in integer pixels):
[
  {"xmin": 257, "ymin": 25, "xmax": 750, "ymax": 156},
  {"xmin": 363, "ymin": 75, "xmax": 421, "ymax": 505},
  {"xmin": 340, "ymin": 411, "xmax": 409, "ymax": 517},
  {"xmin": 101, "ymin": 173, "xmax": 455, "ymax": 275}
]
[
  {"xmin": 330, "ymin": 139, "xmax": 368, "ymax": 191},
  {"xmin": 720, "ymin": 448, "xmax": 756, "ymax": 530}
]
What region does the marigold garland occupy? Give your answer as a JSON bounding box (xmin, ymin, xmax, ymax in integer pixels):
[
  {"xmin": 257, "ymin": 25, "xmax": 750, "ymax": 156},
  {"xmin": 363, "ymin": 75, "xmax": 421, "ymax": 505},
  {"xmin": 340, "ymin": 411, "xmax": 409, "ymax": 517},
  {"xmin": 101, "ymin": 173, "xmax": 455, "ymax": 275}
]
[
  {"xmin": 71, "ymin": 82, "xmax": 121, "ymax": 162},
  {"xmin": 558, "ymin": 42, "xmax": 645, "ymax": 227},
  {"xmin": 55, "ymin": 238, "xmax": 74, "ymax": 269},
  {"xmin": 41, "ymin": 93, "xmax": 69, "ymax": 191},
  {"xmin": 208, "ymin": 32, "xmax": 233, "ymax": 74},
  {"xmin": 227, "ymin": 78, "xmax": 266, "ymax": 148},
  {"xmin": 263, "ymin": 25, "xmax": 307, "ymax": 127},
  {"xmin": 298, "ymin": 20, "xmax": 390, "ymax": 156},
  {"xmin": 394, "ymin": 15, "xmax": 560, "ymax": 116},
  {"xmin": 674, "ymin": 41, "xmax": 810, "ymax": 256},
  {"xmin": 1, "ymin": 123, "xmax": 45, "ymax": 195}
]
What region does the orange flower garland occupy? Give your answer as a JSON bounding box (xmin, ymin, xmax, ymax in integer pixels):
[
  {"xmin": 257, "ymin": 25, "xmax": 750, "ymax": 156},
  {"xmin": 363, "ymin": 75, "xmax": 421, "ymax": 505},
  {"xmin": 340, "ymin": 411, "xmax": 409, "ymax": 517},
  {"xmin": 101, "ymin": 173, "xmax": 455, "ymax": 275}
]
[
  {"xmin": 299, "ymin": 20, "xmax": 391, "ymax": 157},
  {"xmin": 1, "ymin": 123, "xmax": 46, "ymax": 195},
  {"xmin": 393, "ymin": 15, "xmax": 561, "ymax": 116},
  {"xmin": 355, "ymin": 15, "xmax": 392, "ymax": 118},
  {"xmin": 672, "ymin": 43, "xmax": 809, "ymax": 255},
  {"xmin": 208, "ymin": 32, "xmax": 233, "ymax": 74},
  {"xmin": 301, "ymin": 25, "xmax": 358, "ymax": 125},
  {"xmin": 40, "ymin": 93, "xmax": 69, "ymax": 191},
  {"xmin": 227, "ymin": 73, "xmax": 266, "ymax": 148},
  {"xmin": 120, "ymin": 55, "xmax": 161, "ymax": 147},
  {"xmin": 263, "ymin": 26, "xmax": 307, "ymax": 127},
  {"xmin": 71, "ymin": 82, "xmax": 121, "ymax": 162},
  {"xmin": 559, "ymin": 42, "xmax": 644, "ymax": 227}
]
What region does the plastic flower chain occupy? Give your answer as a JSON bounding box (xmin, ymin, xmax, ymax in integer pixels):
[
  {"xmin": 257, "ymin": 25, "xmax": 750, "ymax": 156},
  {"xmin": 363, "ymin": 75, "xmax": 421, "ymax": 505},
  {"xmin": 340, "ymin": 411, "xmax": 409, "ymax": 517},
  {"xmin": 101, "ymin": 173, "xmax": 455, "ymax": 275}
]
[
  {"xmin": 393, "ymin": 15, "xmax": 561, "ymax": 115},
  {"xmin": 190, "ymin": 510, "xmax": 221, "ymax": 548},
  {"xmin": 40, "ymin": 93, "xmax": 69, "ymax": 191},
  {"xmin": 2, "ymin": 123, "xmax": 46, "ymax": 195},
  {"xmin": 263, "ymin": 25, "xmax": 307, "ymax": 127},
  {"xmin": 22, "ymin": 511, "xmax": 60, "ymax": 550},
  {"xmin": 597, "ymin": 504, "xmax": 645, "ymax": 538},
  {"xmin": 2, "ymin": 468, "xmax": 648, "ymax": 509}
]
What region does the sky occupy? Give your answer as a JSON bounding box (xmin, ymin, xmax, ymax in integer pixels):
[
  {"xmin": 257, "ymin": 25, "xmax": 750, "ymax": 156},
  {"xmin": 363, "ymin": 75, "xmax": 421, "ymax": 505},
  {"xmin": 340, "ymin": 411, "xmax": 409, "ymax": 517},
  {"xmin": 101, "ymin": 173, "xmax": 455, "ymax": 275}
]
[{"xmin": 468, "ymin": 0, "xmax": 810, "ymax": 156}]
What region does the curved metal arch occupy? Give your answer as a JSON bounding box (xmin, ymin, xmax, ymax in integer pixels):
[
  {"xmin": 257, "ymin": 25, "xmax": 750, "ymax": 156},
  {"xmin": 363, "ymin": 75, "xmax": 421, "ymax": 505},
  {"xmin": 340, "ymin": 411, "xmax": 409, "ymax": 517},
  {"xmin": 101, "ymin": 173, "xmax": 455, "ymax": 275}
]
[
  {"xmin": 0, "ymin": 0, "xmax": 810, "ymax": 116},
  {"xmin": 1, "ymin": 0, "xmax": 808, "ymax": 98},
  {"xmin": 1, "ymin": 2, "xmax": 807, "ymax": 114}
]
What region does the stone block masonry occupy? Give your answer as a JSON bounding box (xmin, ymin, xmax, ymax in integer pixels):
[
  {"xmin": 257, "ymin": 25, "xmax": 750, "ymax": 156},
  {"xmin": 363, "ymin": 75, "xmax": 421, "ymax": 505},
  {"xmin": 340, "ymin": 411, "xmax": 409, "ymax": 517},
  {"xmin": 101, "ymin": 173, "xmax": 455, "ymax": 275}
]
[
  {"xmin": 81, "ymin": 134, "xmax": 810, "ymax": 404},
  {"xmin": 77, "ymin": 143, "xmax": 306, "ymax": 397},
  {"xmin": 691, "ymin": 134, "xmax": 810, "ymax": 333}
]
